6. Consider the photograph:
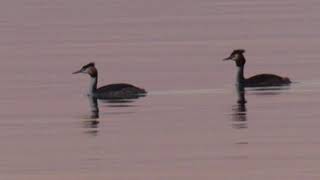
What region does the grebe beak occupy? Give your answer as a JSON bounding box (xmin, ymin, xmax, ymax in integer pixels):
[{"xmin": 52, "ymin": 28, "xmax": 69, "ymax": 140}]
[
  {"xmin": 223, "ymin": 56, "xmax": 232, "ymax": 61},
  {"xmin": 72, "ymin": 69, "xmax": 82, "ymax": 74}
]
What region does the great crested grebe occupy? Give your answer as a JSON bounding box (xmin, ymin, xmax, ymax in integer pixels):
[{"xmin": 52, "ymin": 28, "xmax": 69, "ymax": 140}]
[
  {"xmin": 73, "ymin": 62, "xmax": 147, "ymax": 99},
  {"xmin": 223, "ymin": 49, "xmax": 291, "ymax": 87}
]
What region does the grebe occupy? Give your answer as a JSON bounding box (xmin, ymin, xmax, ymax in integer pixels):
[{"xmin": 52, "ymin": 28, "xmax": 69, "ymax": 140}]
[
  {"xmin": 73, "ymin": 62, "xmax": 147, "ymax": 99},
  {"xmin": 223, "ymin": 49, "xmax": 291, "ymax": 87}
]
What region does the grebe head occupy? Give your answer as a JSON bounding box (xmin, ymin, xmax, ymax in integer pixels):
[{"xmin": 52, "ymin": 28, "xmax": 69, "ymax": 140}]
[
  {"xmin": 73, "ymin": 62, "xmax": 97, "ymax": 77},
  {"xmin": 223, "ymin": 49, "xmax": 246, "ymax": 67}
]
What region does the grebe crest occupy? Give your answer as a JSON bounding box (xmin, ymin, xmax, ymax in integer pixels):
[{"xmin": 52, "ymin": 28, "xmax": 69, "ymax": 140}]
[{"xmin": 73, "ymin": 62, "xmax": 97, "ymax": 77}]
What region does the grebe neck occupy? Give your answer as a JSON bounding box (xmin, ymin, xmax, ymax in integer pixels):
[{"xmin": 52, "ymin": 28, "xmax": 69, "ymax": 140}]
[
  {"xmin": 236, "ymin": 65, "xmax": 245, "ymax": 86},
  {"xmin": 89, "ymin": 75, "xmax": 98, "ymax": 95}
]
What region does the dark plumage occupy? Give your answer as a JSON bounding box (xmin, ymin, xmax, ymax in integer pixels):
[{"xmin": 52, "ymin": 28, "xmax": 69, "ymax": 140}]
[
  {"xmin": 245, "ymin": 74, "xmax": 291, "ymax": 87},
  {"xmin": 73, "ymin": 62, "xmax": 147, "ymax": 99},
  {"xmin": 95, "ymin": 83, "xmax": 147, "ymax": 99},
  {"xmin": 223, "ymin": 49, "xmax": 291, "ymax": 87}
]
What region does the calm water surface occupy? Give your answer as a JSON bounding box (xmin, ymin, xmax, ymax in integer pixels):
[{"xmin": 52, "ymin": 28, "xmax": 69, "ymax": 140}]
[{"xmin": 1, "ymin": 0, "xmax": 320, "ymax": 179}]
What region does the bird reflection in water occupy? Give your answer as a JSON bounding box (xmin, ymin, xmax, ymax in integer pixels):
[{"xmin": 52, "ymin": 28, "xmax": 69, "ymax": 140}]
[
  {"xmin": 100, "ymin": 99, "xmax": 136, "ymax": 108},
  {"xmin": 83, "ymin": 96, "xmax": 100, "ymax": 135},
  {"xmin": 83, "ymin": 94, "xmax": 142, "ymax": 135},
  {"xmin": 231, "ymin": 84, "xmax": 248, "ymax": 129}
]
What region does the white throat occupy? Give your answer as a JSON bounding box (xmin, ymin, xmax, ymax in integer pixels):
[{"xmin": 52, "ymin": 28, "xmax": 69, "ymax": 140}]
[{"xmin": 88, "ymin": 77, "xmax": 97, "ymax": 95}]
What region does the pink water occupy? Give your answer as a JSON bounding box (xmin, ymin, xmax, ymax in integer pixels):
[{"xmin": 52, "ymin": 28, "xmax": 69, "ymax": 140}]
[{"xmin": 1, "ymin": 0, "xmax": 320, "ymax": 179}]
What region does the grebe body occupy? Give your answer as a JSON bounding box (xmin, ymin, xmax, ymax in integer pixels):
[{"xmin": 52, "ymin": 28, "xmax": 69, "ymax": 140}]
[
  {"xmin": 73, "ymin": 63, "xmax": 146, "ymax": 99},
  {"xmin": 223, "ymin": 49, "xmax": 291, "ymax": 87},
  {"xmin": 95, "ymin": 83, "xmax": 146, "ymax": 99},
  {"xmin": 244, "ymin": 73, "xmax": 291, "ymax": 87}
]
